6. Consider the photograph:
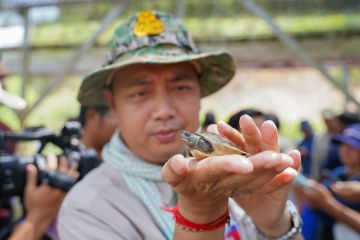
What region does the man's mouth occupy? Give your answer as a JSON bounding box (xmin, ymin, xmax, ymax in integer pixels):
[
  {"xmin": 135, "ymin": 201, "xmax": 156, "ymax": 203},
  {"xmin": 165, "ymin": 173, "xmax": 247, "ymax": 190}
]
[{"xmin": 153, "ymin": 129, "xmax": 179, "ymax": 143}]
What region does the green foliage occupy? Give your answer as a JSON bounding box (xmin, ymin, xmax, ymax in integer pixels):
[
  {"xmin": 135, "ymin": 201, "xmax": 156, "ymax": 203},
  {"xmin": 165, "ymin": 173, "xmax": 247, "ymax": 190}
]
[
  {"xmin": 0, "ymin": 76, "xmax": 23, "ymax": 131},
  {"xmin": 30, "ymin": 13, "xmax": 360, "ymax": 47},
  {"xmin": 0, "ymin": 75, "xmax": 81, "ymax": 132},
  {"xmin": 24, "ymin": 75, "xmax": 81, "ymax": 131}
]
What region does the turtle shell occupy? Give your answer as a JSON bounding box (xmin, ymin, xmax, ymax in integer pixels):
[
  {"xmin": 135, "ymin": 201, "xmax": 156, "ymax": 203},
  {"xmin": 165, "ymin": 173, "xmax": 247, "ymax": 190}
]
[{"xmin": 180, "ymin": 130, "xmax": 251, "ymax": 160}]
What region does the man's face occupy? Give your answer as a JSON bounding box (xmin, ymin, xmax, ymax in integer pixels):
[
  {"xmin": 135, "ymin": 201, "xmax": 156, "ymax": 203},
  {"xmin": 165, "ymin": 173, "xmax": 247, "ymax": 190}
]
[
  {"xmin": 339, "ymin": 143, "xmax": 360, "ymax": 168},
  {"xmin": 108, "ymin": 62, "xmax": 201, "ymax": 164}
]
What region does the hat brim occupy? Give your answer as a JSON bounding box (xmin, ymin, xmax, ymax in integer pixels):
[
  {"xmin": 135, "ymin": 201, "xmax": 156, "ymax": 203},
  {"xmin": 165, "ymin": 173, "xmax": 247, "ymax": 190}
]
[
  {"xmin": 333, "ymin": 135, "xmax": 360, "ymax": 151},
  {"xmin": 0, "ymin": 87, "xmax": 27, "ymax": 110},
  {"xmin": 78, "ymin": 48, "xmax": 235, "ymax": 107}
]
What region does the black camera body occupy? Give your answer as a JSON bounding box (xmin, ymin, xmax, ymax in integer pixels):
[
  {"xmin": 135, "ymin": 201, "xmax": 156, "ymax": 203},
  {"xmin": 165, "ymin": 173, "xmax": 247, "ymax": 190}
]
[{"xmin": 0, "ymin": 121, "xmax": 100, "ymax": 199}]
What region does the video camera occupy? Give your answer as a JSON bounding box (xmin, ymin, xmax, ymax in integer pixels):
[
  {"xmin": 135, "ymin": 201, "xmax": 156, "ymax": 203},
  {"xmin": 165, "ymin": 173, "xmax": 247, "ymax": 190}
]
[{"xmin": 0, "ymin": 121, "xmax": 100, "ymax": 198}]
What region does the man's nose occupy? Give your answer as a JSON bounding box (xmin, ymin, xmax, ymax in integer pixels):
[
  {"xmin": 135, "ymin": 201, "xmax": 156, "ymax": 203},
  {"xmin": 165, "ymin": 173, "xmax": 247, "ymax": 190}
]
[{"xmin": 151, "ymin": 91, "xmax": 176, "ymax": 121}]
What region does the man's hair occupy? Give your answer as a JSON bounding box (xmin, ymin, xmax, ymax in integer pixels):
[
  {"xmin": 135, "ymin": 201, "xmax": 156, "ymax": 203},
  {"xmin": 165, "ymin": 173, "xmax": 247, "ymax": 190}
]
[
  {"xmin": 78, "ymin": 105, "xmax": 110, "ymax": 127},
  {"xmin": 265, "ymin": 113, "xmax": 280, "ymax": 129},
  {"xmin": 202, "ymin": 112, "xmax": 216, "ymax": 128},
  {"xmin": 336, "ymin": 111, "xmax": 360, "ymax": 126}
]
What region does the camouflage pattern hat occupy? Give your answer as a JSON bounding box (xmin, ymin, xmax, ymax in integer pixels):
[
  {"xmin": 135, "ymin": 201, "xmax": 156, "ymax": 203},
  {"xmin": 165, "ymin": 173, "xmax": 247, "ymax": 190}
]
[{"xmin": 78, "ymin": 10, "xmax": 235, "ymax": 106}]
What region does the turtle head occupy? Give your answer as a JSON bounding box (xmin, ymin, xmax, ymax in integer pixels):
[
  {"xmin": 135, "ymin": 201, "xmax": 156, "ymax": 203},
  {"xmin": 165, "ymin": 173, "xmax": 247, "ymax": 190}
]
[{"xmin": 180, "ymin": 130, "xmax": 213, "ymax": 153}]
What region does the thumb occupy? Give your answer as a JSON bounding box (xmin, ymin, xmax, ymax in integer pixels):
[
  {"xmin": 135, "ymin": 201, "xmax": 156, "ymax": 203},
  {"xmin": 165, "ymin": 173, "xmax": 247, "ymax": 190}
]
[
  {"xmin": 161, "ymin": 154, "xmax": 189, "ymax": 188},
  {"xmin": 25, "ymin": 164, "xmax": 38, "ymax": 195}
]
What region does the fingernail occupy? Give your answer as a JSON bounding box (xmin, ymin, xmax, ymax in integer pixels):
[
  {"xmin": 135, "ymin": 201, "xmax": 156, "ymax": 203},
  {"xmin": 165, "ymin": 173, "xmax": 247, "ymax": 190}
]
[
  {"xmin": 283, "ymin": 174, "xmax": 294, "ymax": 182},
  {"xmin": 283, "ymin": 155, "xmax": 294, "ymax": 164},
  {"xmin": 282, "ymin": 168, "xmax": 297, "ymax": 182},
  {"xmin": 288, "ymin": 149, "xmax": 300, "ymax": 157},
  {"xmin": 218, "ymin": 121, "xmax": 229, "ymax": 129},
  {"xmin": 207, "ymin": 124, "xmax": 218, "ymax": 133},
  {"xmin": 170, "ymin": 157, "xmax": 183, "ymax": 174},
  {"xmin": 241, "ymin": 114, "xmax": 253, "ymax": 122},
  {"xmin": 264, "ymin": 120, "xmax": 276, "ymax": 128}
]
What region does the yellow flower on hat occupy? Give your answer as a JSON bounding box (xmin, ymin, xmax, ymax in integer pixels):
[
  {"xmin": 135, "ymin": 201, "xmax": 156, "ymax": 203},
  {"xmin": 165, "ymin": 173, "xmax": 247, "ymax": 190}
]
[{"xmin": 134, "ymin": 10, "xmax": 164, "ymax": 37}]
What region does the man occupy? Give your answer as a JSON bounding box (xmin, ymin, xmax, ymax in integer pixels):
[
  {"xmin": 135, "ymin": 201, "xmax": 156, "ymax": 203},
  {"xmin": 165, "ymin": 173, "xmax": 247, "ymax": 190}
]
[
  {"xmin": 0, "ymin": 59, "xmax": 78, "ymax": 240},
  {"xmin": 9, "ymin": 163, "xmax": 78, "ymax": 240},
  {"xmin": 297, "ymin": 120, "xmax": 314, "ymax": 177},
  {"xmin": 58, "ymin": 10, "xmax": 302, "ymax": 239},
  {"xmin": 0, "ymin": 60, "xmax": 27, "ymax": 230},
  {"xmin": 78, "ymin": 105, "xmax": 117, "ymax": 157},
  {"xmin": 311, "ymin": 109, "xmax": 336, "ymax": 180},
  {"xmin": 299, "ymin": 123, "xmax": 360, "ymax": 239}
]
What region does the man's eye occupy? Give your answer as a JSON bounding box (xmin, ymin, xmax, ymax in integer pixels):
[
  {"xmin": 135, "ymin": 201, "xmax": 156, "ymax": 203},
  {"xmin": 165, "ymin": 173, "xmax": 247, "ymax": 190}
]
[
  {"xmin": 176, "ymin": 86, "xmax": 192, "ymax": 91},
  {"xmin": 131, "ymin": 91, "xmax": 147, "ymax": 98}
]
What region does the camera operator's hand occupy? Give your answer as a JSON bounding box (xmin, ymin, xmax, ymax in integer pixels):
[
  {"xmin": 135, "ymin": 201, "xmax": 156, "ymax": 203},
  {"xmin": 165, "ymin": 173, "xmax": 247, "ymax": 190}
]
[{"xmin": 9, "ymin": 158, "xmax": 78, "ymax": 240}]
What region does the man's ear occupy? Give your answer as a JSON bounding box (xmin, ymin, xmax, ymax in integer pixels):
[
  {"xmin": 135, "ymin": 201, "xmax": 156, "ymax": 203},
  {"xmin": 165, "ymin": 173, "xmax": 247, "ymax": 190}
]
[{"xmin": 103, "ymin": 89, "xmax": 116, "ymax": 111}]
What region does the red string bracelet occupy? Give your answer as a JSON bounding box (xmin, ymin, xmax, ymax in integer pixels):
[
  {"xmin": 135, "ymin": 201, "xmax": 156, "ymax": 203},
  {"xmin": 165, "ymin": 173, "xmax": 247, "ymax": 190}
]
[{"xmin": 161, "ymin": 204, "xmax": 230, "ymax": 232}]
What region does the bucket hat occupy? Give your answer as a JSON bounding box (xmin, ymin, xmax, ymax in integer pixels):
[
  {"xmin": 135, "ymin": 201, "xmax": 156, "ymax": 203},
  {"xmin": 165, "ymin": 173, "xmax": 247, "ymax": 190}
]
[{"xmin": 78, "ymin": 10, "xmax": 235, "ymax": 106}]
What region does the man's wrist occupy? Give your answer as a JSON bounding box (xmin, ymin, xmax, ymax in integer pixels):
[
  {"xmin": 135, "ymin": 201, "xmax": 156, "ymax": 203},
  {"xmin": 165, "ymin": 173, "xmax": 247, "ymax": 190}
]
[
  {"xmin": 19, "ymin": 219, "xmax": 36, "ymax": 231},
  {"xmin": 177, "ymin": 196, "xmax": 228, "ymax": 224},
  {"xmin": 256, "ymin": 208, "xmax": 292, "ymax": 237},
  {"xmin": 24, "ymin": 214, "xmax": 52, "ymax": 240},
  {"xmin": 255, "ymin": 201, "xmax": 302, "ymax": 240}
]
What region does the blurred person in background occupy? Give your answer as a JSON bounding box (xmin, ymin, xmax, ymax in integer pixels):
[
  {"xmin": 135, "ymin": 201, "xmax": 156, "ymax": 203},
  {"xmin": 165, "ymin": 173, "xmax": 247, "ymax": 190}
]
[
  {"xmin": 78, "ymin": 105, "xmax": 117, "ymax": 158},
  {"xmin": 311, "ymin": 109, "xmax": 337, "ymax": 180},
  {"xmin": 331, "ymin": 181, "xmax": 360, "ymax": 202},
  {"xmin": 321, "ymin": 112, "xmax": 360, "ymax": 178},
  {"xmin": 8, "ymin": 162, "xmax": 78, "ymax": 240},
  {"xmin": 299, "ymin": 180, "xmax": 360, "ymax": 240},
  {"xmin": 298, "ymin": 123, "xmax": 360, "ymax": 240},
  {"xmin": 297, "ymin": 120, "xmax": 315, "ymax": 177},
  {"xmin": 201, "ymin": 111, "xmax": 216, "ymax": 130},
  {"xmin": 0, "ymin": 60, "xmax": 27, "ymax": 230},
  {"xmin": 0, "ymin": 58, "xmax": 78, "ymax": 240}
]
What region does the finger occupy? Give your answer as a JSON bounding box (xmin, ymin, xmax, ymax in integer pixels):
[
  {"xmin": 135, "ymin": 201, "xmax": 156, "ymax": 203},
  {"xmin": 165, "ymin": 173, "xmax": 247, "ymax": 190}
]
[
  {"xmin": 217, "ymin": 121, "xmax": 245, "ymax": 149},
  {"xmin": 228, "ymin": 170, "xmax": 278, "ymax": 195},
  {"xmin": 68, "ymin": 159, "xmax": 79, "ymax": 179},
  {"xmin": 193, "ymin": 154, "xmax": 254, "ymax": 183},
  {"xmin": 330, "ymin": 182, "xmax": 345, "ymax": 193},
  {"xmin": 25, "ymin": 164, "xmax": 38, "ymax": 194},
  {"xmin": 161, "ymin": 154, "xmax": 189, "ymax": 187},
  {"xmin": 46, "ymin": 152, "xmax": 58, "ymax": 171},
  {"xmin": 58, "ymin": 156, "xmax": 69, "ymax": 172},
  {"xmin": 249, "ymin": 151, "xmax": 294, "ymax": 172},
  {"xmin": 221, "ymin": 152, "xmax": 294, "ymax": 193},
  {"xmin": 255, "ymin": 167, "xmax": 298, "ymax": 194},
  {"xmin": 239, "ymin": 115, "xmax": 262, "ymax": 153},
  {"xmin": 260, "ymin": 120, "xmax": 279, "ymax": 152},
  {"xmin": 206, "ymin": 124, "xmax": 219, "ymax": 135},
  {"xmin": 288, "ymin": 149, "xmax": 301, "ymax": 170}
]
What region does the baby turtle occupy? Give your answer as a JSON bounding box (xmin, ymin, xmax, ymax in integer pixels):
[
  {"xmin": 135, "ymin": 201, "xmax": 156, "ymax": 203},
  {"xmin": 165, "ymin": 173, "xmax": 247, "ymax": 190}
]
[{"xmin": 180, "ymin": 130, "xmax": 251, "ymax": 160}]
